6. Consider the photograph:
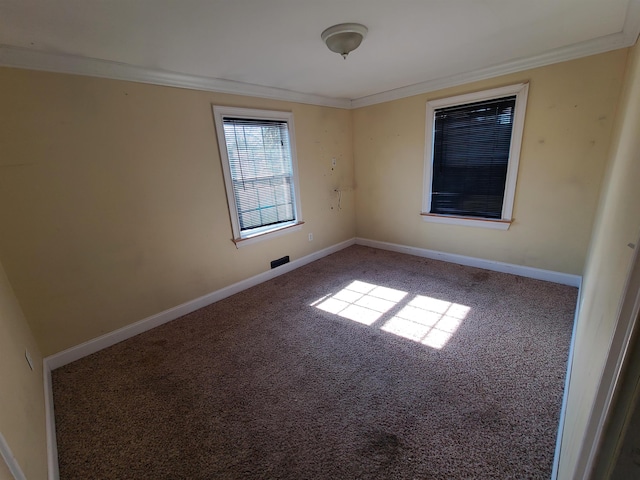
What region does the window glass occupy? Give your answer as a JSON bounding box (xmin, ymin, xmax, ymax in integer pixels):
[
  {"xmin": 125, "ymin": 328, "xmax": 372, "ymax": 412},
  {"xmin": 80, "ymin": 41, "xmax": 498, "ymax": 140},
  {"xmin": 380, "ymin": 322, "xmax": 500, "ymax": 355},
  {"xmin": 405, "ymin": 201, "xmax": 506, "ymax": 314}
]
[
  {"xmin": 422, "ymin": 83, "xmax": 528, "ymax": 229},
  {"xmin": 431, "ymin": 96, "xmax": 516, "ymax": 219},
  {"xmin": 222, "ymin": 118, "xmax": 296, "ymax": 231},
  {"xmin": 213, "ymin": 107, "xmax": 302, "ymax": 243}
]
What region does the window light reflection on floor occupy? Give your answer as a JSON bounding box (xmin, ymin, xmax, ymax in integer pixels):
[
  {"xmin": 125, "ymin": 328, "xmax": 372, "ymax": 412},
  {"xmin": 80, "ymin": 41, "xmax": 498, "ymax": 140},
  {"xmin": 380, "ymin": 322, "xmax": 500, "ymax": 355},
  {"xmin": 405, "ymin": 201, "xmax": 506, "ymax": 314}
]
[
  {"xmin": 311, "ymin": 280, "xmax": 407, "ymax": 326},
  {"xmin": 311, "ymin": 281, "xmax": 470, "ymax": 349},
  {"xmin": 381, "ymin": 295, "xmax": 470, "ymax": 348}
]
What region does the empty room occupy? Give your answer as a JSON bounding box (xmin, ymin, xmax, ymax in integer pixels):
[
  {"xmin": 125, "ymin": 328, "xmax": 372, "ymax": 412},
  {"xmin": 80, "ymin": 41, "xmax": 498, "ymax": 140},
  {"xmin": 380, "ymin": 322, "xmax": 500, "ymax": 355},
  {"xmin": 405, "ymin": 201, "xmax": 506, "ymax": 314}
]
[{"xmin": 1, "ymin": 1, "xmax": 640, "ymax": 479}]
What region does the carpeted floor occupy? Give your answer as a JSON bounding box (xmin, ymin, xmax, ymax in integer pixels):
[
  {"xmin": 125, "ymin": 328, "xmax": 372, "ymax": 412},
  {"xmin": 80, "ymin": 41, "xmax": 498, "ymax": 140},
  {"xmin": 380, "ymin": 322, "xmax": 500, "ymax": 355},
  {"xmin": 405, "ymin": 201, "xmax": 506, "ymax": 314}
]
[{"xmin": 52, "ymin": 245, "xmax": 577, "ymax": 479}]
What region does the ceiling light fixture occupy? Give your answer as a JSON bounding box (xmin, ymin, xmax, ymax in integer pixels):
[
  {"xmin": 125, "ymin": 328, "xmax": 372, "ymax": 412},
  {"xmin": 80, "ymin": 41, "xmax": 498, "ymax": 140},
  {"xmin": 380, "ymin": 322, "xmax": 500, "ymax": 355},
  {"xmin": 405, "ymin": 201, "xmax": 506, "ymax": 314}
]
[{"xmin": 321, "ymin": 23, "xmax": 368, "ymax": 59}]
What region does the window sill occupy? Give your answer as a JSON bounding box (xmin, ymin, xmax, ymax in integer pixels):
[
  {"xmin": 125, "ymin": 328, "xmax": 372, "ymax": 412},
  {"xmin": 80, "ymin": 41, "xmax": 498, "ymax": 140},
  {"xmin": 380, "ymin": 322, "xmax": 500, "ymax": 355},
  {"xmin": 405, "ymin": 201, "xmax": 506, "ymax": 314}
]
[
  {"xmin": 232, "ymin": 221, "xmax": 305, "ymax": 248},
  {"xmin": 420, "ymin": 213, "xmax": 511, "ymax": 230}
]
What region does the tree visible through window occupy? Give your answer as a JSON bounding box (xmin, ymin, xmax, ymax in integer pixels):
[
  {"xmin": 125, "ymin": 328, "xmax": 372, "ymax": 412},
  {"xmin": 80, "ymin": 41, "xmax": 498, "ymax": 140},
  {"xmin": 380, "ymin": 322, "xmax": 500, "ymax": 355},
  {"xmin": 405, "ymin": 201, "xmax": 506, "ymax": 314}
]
[
  {"xmin": 213, "ymin": 107, "xmax": 302, "ymax": 243},
  {"xmin": 223, "ymin": 118, "xmax": 295, "ymax": 230}
]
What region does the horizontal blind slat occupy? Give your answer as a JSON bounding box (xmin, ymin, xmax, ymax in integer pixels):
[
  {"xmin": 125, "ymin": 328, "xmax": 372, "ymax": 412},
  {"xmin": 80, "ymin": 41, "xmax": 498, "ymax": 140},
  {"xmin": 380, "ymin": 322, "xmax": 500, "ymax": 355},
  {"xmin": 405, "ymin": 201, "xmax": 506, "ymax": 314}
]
[
  {"xmin": 431, "ymin": 96, "xmax": 516, "ymax": 219},
  {"xmin": 222, "ymin": 117, "xmax": 296, "ymax": 231}
]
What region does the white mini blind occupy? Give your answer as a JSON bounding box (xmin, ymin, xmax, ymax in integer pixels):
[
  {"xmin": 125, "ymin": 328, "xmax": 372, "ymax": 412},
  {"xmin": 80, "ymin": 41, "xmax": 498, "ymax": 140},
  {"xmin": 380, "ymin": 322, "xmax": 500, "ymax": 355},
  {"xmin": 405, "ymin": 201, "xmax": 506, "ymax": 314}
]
[{"xmin": 222, "ymin": 117, "xmax": 296, "ymax": 232}]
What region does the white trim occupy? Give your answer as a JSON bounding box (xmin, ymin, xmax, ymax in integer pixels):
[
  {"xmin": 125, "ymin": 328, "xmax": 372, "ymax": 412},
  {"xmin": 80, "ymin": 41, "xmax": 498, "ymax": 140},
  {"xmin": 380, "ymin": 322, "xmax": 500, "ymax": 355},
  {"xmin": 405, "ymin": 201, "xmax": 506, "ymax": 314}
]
[
  {"xmin": 0, "ymin": 1, "xmax": 638, "ymax": 110},
  {"xmin": 503, "ymin": 84, "xmax": 528, "ymax": 219},
  {"xmin": 43, "ymin": 237, "xmax": 356, "ymax": 479},
  {"xmin": 573, "ymin": 239, "xmax": 640, "ymax": 479},
  {"xmin": 0, "ymin": 433, "xmax": 26, "ymax": 480},
  {"xmin": 623, "ymin": 0, "xmax": 640, "ymax": 46},
  {"xmin": 355, "ymin": 237, "xmax": 582, "ymax": 287},
  {"xmin": 212, "ymin": 106, "xmax": 304, "ymax": 244},
  {"xmin": 420, "ymin": 214, "xmax": 511, "ymax": 230},
  {"xmin": 44, "ymin": 237, "xmax": 355, "ymax": 370},
  {"xmin": 421, "ymin": 83, "xmax": 529, "ymax": 226},
  {"xmin": 41, "ymin": 235, "xmax": 578, "ymax": 479},
  {"xmin": 357, "ymin": 235, "xmax": 583, "ymax": 478},
  {"xmin": 425, "ymin": 83, "xmax": 528, "ymax": 110},
  {"xmin": 43, "ymin": 362, "xmax": 59, "ymax": 480},
  {"xmin": 0, "ymin": 45, "xmax": 350, "ymax": 109},
  {"xmin": 551, "ymin": 286, "xmax": 583, "ymax": 480},
  {"xmin": 351, "ymin": 2, "xmax": 640, "ymax": 109},
  {"xmin": 233, "ymin": 223, "xmax": 304, "ymax": 248}
]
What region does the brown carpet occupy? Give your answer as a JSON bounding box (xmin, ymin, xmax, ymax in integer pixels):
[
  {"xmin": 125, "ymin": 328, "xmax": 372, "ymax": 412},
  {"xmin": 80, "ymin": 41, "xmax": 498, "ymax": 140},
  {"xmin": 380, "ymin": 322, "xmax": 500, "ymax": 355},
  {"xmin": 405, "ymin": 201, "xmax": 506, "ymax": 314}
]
[{"xmin": 52, "ymin": 245, "xmax": 577, "ymax": 479}]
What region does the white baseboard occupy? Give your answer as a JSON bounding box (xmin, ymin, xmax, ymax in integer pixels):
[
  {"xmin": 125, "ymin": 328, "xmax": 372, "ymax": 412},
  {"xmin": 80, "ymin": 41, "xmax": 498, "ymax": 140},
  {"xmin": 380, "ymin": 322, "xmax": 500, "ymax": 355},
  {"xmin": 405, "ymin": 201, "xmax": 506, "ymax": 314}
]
[
  {"xmin": 551, "ymin": 289, "xmax": 582, "ymax": 480},
  {"xmin": 43, "ymin": 362, "xmax": 59, "ymax": 480},
  {"xmin": 0, "ymin": 432, "xmax": 26, "ymax": 480},
  {"xmin": 43, "ymin": 237, "xmax": 355, "ymax": 480},
  {"xmin": 354, "ymin": 237, "xmax": 582, "ymax": 480},
  {"xmin": 43, "ymin": 235, "xmax": 580, "ymax": 480},
  {"xmin": 355, "ymin": 237, "xmax": 582, "ymax": 287},
  {"xmin": 45, "ymin": 237, "xmax": 355, "ymax": 370},
  {"xmin": 44, "ymin": 237, "xmax": 580, "ymax": 371}
]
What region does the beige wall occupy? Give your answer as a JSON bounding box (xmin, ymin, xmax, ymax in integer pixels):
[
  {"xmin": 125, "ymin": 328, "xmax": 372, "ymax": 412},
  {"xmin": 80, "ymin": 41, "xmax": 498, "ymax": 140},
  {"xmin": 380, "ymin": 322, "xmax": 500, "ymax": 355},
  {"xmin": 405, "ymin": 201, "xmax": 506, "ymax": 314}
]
[
  {"xmin": 352, "ymin": 50, "xmax": 627, "ymax": 275},
  {"xmin": 0, "ymin": 46, "xmax": 636, "ymax": 479},
  {"xmin": 559, "ymin": 42, "xmax": 640, "ymax": 479},
  {"xmin": 0, "ymin": 259, "xmax": 47, "ymax": 479},
  {"xmin": 0, "ymin": 68, "xmax": 355, "ymax": 356}
]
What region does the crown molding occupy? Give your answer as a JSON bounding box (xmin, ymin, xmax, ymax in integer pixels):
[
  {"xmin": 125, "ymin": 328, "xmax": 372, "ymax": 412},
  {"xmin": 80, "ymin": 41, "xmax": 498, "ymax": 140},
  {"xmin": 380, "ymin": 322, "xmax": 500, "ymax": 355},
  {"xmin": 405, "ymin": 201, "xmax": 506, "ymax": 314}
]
[
  {"xmin": 0, "ymin": 432, "xmax": 26, "ymax": 480},
  {"xmin": 351, "ymin": 0, "xmax": 640, "ymax": 108},
  {"xmin": 351, "ymin": 30, "xmax": 639, "ymax": 108},
  {"xmin": 0, "ymin": 0, "xmax": 638, "ymax": 111},
  {"xmin": 624, "ymin": 0, "xmax": 640, "ymax": 44},
  {"xmin": 0, "ymin": 45, "xmax": 352, "ymax": 109}
]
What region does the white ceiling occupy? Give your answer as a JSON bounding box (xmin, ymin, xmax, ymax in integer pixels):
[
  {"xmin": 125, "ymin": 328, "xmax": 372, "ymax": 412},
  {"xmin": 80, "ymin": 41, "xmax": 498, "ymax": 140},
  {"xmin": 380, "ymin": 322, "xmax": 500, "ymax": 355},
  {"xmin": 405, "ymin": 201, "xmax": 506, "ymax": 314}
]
[{"xmin": 0, "ymin": 0, "xmax": 639, "ymax": 108}]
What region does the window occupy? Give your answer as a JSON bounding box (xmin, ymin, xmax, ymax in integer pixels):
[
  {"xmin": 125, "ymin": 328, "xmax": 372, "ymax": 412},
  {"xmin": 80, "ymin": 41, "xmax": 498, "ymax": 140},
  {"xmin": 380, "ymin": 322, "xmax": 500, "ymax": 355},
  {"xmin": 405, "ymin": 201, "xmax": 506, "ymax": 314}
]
[
  {"xmin": 422, "ymin": 83, "xmax": 528, "ymax": 230},
  {"xmin": 213, "ymin": 106, "xmax": 303, "ymax": 246}
]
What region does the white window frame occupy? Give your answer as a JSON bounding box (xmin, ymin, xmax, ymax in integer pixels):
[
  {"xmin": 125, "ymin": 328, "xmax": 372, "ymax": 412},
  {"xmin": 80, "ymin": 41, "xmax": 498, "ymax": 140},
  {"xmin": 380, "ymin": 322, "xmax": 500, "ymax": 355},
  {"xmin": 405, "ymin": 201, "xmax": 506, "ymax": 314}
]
[
  {"xmin": 421, "ymin": 83, "xmax": 529, "ymax": 230},
  {"xmin": 213, "ymin": 106, "xmax": 304, "ymax": 247}
]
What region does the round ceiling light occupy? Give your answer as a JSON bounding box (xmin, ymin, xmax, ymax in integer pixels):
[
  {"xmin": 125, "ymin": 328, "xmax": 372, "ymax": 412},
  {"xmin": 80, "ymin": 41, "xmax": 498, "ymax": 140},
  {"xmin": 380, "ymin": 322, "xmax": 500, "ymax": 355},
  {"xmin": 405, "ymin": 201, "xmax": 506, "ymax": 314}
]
[{"xmin": 321, "ymin": 23, "xmax": 368, "ymax": 59}]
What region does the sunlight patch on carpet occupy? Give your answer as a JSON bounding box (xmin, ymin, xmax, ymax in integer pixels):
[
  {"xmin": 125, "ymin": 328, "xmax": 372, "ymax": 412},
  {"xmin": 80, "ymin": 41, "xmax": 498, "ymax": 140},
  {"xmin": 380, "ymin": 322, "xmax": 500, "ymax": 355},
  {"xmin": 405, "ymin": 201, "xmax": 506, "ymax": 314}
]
[
  {"xmin": 312, "ymin": 282, "xmax": 469, "ymax": 348},
  {"xmin": 311, "ymin": 280, "xmax": 407, "ymax": 325},
  {"xmin": 381, "ymin": 295, "xmax": 470, "ymax": 349}
]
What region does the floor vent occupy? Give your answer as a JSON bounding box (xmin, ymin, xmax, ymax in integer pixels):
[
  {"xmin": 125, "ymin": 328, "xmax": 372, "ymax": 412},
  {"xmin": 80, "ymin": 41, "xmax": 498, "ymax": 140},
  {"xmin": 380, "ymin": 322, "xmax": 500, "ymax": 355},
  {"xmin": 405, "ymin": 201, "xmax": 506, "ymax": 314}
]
[{"xmin": 270, "ymin": 256, "xmax": 290, "ymax": 269}]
